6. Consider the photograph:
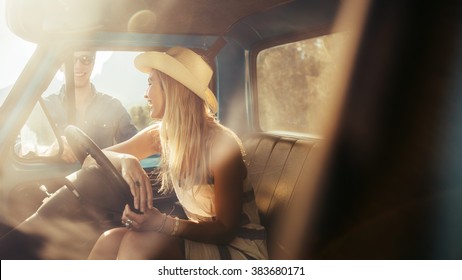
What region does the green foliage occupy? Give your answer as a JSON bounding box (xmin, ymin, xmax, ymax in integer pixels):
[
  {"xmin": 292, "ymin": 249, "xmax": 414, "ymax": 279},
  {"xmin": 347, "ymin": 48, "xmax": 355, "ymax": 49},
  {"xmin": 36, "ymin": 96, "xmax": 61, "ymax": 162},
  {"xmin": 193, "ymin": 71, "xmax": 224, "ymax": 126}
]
[{"xmin": 129, "ymin": 105, "xmax": 152, "ymax": 130}]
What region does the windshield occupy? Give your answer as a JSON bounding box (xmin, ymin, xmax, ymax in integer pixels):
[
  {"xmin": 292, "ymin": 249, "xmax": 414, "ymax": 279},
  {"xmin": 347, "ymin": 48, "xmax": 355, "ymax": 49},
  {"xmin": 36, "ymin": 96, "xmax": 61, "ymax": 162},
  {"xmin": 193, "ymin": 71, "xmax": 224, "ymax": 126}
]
[{"xmin": 13, "ymin": 50, "xmax": 151, "ymax": 161}]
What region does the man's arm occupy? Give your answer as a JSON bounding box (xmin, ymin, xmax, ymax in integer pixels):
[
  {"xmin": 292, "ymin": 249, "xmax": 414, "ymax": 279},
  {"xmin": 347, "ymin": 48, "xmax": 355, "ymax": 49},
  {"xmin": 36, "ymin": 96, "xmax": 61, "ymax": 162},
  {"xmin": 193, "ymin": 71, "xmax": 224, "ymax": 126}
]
[
  {"xmin": 111, "ymin": 99, "xmax": 138, "ymax": 143},
  {"xmin": 116, "ymin": 109, "xmax": 139, "ymax": 142}
]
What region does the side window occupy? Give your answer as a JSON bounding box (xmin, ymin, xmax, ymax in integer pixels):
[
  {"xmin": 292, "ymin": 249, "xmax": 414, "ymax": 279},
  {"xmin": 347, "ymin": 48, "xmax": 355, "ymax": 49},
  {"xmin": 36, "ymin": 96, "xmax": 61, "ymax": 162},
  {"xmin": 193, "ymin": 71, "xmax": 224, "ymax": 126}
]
[
  {"xmin": 15, "ymin": 101, "xmax": 59, "ymax": 159},
  {"xmin": 256, "ymin": 32, "xmax": 348, "ymax": 135}
]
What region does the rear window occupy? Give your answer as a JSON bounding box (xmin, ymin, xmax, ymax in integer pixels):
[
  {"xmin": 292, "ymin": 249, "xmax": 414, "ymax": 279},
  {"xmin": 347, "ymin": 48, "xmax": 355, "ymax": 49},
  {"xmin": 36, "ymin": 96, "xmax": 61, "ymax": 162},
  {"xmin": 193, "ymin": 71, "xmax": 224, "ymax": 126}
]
[{"xmin": 256, "ymin": 32, "xmax": 348, "ymax": 135}]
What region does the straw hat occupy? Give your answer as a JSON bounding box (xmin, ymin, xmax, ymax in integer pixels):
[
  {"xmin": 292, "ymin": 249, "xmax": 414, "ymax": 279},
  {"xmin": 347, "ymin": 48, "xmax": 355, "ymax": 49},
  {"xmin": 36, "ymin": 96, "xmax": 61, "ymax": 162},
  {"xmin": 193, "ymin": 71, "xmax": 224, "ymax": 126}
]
[{"xmin": 134, "ymin": 47, "xmax": 218, "ymax": 113}]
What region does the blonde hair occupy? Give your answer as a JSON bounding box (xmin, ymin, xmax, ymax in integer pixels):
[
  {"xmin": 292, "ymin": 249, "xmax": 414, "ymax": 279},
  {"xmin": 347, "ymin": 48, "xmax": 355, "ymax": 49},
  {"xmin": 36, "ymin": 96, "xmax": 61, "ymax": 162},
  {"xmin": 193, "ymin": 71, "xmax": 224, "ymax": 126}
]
[{"xmin": 156, "ymin": 71, "xmax": 219, "ymax": 193}]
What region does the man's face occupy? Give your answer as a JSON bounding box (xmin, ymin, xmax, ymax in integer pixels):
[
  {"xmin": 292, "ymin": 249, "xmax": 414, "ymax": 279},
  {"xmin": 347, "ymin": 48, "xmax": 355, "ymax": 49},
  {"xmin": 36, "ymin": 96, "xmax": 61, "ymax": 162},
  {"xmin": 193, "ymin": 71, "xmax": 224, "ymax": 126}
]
[{"xmin": 73, "ymin": 51, "xmax": 95, "ymax": 88}]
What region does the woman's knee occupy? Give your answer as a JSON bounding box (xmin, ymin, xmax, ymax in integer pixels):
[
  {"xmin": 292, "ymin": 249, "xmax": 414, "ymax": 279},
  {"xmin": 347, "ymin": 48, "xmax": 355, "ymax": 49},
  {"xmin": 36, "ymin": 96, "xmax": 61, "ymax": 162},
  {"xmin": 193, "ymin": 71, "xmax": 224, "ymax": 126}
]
[
  {"xmin": 100, "ymin": 227, "xmax": 128, "ymax": 242},
  {"xmin": 88, "ymin": 227, "xmax": 128, "ymax": 259},
  {"xmin": 119, "ymin": 230, "xmax": 162, "ymax": 253}
]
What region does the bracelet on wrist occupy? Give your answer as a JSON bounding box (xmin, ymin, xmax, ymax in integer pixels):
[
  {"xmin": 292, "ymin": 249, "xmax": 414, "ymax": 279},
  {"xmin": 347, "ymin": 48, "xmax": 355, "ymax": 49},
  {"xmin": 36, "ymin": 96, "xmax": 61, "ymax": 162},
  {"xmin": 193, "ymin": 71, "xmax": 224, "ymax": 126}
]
[{"xmin": 171, "ymin": 216, "xmax": 179, "ymax": 235}]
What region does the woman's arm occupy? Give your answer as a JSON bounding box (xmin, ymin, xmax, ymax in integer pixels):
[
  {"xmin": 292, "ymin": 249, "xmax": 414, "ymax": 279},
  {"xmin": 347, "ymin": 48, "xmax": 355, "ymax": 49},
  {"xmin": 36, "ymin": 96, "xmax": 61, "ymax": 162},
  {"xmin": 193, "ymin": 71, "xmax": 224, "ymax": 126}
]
[
  {"xmin": 105, "ymin": 124, "xmax": 161, "ymax": 159},
  {"xmin": 83, "ymin": 124, "xmax": 161, "ymax": 212},
  {"xmin": 125, "ymin": 133, "xmax": 246, "ymax": 244}
]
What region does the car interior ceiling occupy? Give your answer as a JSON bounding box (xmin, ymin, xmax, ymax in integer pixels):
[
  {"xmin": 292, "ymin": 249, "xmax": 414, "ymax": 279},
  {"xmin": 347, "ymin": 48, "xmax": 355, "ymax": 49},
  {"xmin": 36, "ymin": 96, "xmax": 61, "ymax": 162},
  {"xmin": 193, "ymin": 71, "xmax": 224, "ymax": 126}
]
[{"xmin": 7, "ymin": 0, "xmax": 341, "ymax": 44}]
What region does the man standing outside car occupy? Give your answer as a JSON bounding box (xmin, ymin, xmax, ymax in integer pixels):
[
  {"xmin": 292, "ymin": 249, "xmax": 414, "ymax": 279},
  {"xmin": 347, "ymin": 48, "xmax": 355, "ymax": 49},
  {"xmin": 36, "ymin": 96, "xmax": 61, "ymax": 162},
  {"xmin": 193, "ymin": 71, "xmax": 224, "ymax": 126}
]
[{"xmin": 43, "ymin": 51, "xmax": 138, "ymax": 163}]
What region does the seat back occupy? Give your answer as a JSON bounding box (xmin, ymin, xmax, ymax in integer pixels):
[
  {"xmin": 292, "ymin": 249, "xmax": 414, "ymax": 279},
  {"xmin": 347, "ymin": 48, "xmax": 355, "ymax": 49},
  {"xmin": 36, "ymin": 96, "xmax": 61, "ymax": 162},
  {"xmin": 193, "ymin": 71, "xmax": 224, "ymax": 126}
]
[{"xmin": 242, "ymin": 132, "xmax": 322, "ymax": 259}]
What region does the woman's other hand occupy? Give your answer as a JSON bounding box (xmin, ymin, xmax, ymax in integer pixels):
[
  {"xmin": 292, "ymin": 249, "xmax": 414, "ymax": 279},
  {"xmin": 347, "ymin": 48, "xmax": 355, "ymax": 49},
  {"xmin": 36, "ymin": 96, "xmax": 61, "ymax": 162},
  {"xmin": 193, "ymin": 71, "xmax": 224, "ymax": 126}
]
[{"xmin": 121, "ymin": 204, "xmax": 166, "ymax": 232}]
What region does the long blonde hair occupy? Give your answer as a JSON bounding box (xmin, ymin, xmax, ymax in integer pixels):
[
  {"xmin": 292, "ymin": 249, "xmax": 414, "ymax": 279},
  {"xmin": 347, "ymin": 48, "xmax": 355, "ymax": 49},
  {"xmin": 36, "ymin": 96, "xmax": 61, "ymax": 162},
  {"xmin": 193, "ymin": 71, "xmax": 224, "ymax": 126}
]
[{"xmin": 156, "ymin": 71, "xmax": 219, "ymax": 193}]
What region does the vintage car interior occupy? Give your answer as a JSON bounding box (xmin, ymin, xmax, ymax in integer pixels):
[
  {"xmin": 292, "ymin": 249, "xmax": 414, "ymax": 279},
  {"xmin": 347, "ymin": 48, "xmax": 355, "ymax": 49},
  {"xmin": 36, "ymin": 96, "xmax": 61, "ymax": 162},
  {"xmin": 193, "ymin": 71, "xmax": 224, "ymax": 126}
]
[{"xmin": 1, "ymin": 0, "xmax": 462, "ymax": 260}]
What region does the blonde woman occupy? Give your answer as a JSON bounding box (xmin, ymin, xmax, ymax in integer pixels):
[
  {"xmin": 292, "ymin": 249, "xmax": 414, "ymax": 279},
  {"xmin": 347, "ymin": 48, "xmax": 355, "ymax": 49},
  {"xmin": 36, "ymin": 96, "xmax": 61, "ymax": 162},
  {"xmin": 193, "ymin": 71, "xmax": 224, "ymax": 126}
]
[{"xmin": 87, "ymin": 47, "xmax": 268, "ymax": 259}]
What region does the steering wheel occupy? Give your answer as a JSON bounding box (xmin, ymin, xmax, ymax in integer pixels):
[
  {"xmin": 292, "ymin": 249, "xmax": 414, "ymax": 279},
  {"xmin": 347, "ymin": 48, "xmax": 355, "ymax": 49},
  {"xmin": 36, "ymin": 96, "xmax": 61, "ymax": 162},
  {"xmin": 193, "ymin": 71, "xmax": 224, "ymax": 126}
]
[{"xmin": 64, "ymin": 125, "xmax": 137, "ymax": 212}]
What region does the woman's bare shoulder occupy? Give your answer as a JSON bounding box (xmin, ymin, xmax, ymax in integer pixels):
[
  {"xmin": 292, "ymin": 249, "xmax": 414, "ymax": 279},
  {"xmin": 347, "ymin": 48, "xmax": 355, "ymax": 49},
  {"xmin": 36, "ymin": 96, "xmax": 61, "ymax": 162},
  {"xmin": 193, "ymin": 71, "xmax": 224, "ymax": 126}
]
[
  {"xmin": 211, "ymin": 127, "xmax": 245, "ymax": 166},
  {"xmin": 210, "ymin": 128, "xmax": 247, "ymax": 181},
  {"xmin": 212, "ymin": 126, "xmax": 242, "ymax": 149}
]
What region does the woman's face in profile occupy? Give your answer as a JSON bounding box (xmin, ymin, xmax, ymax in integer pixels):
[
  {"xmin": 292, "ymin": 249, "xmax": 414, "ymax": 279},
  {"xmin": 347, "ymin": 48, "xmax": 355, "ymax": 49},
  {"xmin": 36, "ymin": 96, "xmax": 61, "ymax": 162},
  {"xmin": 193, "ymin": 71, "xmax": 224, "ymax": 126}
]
[{"xmin": 145, "ymin": 70, "xmax": 165, "ymax": 119}]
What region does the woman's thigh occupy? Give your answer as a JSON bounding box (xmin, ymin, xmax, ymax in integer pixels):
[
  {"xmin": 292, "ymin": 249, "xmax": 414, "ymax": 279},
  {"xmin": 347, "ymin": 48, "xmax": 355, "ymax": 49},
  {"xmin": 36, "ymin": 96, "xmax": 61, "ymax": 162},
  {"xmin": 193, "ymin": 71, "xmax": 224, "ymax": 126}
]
[{"xmin": 117, "ymin": 230, "xmax": 184, "ymax": 260}]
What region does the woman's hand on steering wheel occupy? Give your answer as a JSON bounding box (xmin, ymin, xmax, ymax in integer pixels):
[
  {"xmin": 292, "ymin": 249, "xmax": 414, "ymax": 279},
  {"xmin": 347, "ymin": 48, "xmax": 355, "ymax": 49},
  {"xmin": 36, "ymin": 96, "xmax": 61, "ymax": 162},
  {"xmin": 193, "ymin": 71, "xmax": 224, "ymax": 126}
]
[
  {"xmin": 65, "ymin": 125, "xmax": 150, "ymax": 213},
  {"xmin": 119, "ymin": 154, "xmax": 153, "ymax": 212}
]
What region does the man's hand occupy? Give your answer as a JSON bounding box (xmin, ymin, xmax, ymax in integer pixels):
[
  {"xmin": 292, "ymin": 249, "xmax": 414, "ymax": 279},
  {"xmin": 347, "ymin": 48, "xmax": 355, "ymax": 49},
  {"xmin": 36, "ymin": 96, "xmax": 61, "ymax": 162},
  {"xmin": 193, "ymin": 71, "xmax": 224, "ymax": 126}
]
[{"xmin": 47, "ymin": 136, "xmax": 78, "ymax": 163}]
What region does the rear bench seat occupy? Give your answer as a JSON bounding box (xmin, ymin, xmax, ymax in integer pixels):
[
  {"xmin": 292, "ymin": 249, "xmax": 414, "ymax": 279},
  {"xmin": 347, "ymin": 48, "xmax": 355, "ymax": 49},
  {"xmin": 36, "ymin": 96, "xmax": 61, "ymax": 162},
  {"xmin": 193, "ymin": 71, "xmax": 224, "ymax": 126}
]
[{"xmin": 242, "ymin": 132, "xmax": 323, "ymax": 259}]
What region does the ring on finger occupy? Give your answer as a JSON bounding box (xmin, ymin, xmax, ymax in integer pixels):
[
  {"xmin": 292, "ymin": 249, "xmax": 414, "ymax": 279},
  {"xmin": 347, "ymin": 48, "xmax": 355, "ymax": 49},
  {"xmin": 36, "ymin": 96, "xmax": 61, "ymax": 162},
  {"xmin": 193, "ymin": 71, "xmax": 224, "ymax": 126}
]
[
  {"xmin": 135, "ymin": 181, "xmax": 141, "ymax": 187},
  {"xmin": 123, "ymin": 218, "xmax": 133, "ymax": 227}
]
